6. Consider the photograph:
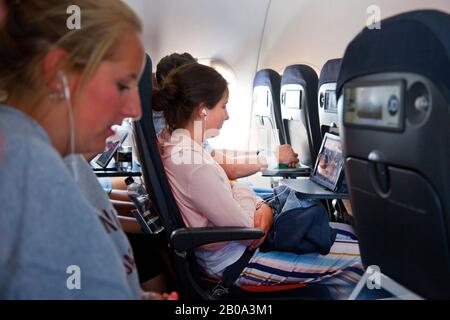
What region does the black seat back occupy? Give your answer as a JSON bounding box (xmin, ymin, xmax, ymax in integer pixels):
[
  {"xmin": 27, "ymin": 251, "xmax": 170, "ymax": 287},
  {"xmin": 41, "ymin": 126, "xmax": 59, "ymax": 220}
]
[
  {"xmin": 281, "ymin": 65, "xmax": 321, "ymax": 167},
  {"xmin": 318, "ymin": 58, "xmax": 342, "ymax": 137},
  {"xmin": 252, "ymin": 69, "xmax": 285, "ymax": 151},
  {"xmin": 337, "ymin": 10, "xmax": 450, "ymax": 299},
  {"xmin": 134, "ymin": 55, "xmax": 211, "ymax": 299},
  {"xmin": 135, "ymin": 55, "xmax": 184, "ymax": 235}
]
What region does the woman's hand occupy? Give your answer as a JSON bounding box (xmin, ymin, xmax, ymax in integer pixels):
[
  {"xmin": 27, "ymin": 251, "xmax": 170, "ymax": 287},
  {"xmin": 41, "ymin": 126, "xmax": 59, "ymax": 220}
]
[{"xmin": 249, "ymin": 203, "xmax": 273, "ymax": 251}]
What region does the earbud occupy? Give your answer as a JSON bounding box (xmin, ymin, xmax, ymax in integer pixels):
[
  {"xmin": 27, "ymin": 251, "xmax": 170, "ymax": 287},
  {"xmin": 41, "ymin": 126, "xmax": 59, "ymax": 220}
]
[
  {"xmin": 58, "ymin": 70, "xmax": 71, "ymax": 100},
  {"xmin": 202, "ymin": 108, "xmax": 208, "ymax": 117}
]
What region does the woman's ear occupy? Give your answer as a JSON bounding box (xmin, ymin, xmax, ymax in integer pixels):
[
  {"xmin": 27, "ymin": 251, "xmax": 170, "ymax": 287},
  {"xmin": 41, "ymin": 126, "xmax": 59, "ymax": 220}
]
[
  {"xmin": 42, "ymin": 49, "xmax": 80, "ymax": 103},
  {"xmin": 42, "ymin": 48, "xmax": 70, "ymax": 93},
  {"xmin": 196, "ymin": 103, "xmax": 208, "ymax": 118}
]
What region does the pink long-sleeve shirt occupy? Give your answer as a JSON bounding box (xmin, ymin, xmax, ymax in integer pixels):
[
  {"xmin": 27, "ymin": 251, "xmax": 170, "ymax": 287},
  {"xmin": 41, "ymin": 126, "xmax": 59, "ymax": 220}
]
[{"xmin": 158, "ymin": 129, "xmax": 262, "ymax": 276}]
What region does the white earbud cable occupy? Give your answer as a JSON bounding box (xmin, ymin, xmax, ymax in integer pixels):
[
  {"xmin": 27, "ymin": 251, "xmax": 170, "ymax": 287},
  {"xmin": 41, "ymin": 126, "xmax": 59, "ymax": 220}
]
[{"xmin": 60, "ymin": 71, "xmax": 78, "ymax": 181}]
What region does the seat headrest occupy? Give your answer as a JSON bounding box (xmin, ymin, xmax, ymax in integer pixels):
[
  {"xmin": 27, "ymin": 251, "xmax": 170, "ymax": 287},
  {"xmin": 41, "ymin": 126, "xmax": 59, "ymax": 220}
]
[
  {"xmin": 318, "ymin": 58, "xmax": 342, "ymax": 88},
  {"xmin": 139, "ymin": 54, "xmax": 152, "ymax": 118},
  {"xmin": 336, "ymin": 9, "xmax": 450, "ymax": 101},
  {"xmin": 253, "ymin": 69, "xmax": 281, "ymax": 94},
  {"xmin": 281, "ymin": 64, "xmax": 318, "ymax": 89}
]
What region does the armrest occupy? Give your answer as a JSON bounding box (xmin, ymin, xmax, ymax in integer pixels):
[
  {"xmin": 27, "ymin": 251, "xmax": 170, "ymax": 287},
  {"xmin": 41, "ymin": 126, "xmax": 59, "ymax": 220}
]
[{"xmin": 170, "ymin": 227, "xmax": 264, "ymax": 251}]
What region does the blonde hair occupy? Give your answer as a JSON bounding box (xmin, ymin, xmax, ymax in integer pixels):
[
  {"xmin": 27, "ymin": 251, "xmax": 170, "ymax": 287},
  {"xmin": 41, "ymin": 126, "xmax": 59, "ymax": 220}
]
[{"xmin": 0, "ymin": 0, "xmax": 142, "ymax": 108}]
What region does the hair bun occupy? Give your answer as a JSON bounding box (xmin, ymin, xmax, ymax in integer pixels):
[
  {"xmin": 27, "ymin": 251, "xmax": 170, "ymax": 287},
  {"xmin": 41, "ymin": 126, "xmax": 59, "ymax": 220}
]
[{"xmin": 153, "ymin": 78, "xmax": 182, "ymax": 112}]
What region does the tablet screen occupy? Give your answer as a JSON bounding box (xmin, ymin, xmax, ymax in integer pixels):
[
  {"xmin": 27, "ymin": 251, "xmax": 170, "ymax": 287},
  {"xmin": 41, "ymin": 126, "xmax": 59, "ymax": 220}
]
[
  {"xmin": 311, "ymin": 133, "xmax": 344, "ymax": 191},
  {"xmin": 95, "ymin": 132, "xmax": 128, "ymax": 169}
]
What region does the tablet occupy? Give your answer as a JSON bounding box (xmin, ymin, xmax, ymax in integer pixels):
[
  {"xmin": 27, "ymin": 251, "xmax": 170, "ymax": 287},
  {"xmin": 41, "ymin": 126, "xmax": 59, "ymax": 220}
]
[
  {"xmin": 95, "ymin": 132, "xmax": 128, "ymax": 169},
  {"xmin": 310, "ymin": 133, "xmax": 345, "ymax": 191}
]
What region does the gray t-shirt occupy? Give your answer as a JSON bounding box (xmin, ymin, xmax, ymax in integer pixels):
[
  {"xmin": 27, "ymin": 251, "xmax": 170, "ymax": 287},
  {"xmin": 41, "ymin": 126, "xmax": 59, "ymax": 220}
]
[{"xmin": 0, "ymin": 105, "xmax": 141, "ymax": 299}]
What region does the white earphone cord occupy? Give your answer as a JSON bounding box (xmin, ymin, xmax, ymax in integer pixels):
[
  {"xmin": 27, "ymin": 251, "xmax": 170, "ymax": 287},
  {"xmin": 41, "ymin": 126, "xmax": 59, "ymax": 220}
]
[
  {"xmin": 60, "ymin": 72, "xmax": 78, "ymax": 181},
  {"xmin": 202, "ymin": 108, "xmax": 207, "ymax": 143}
]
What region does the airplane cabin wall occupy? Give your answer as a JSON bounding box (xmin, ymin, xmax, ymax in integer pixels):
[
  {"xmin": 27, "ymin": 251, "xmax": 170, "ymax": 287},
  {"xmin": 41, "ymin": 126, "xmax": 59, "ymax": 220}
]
[
  {"xmin": 125, "ymin": 0, "xmax": 450, "ymax": 155},
  {"xmin": 258, "ymin": 0, "xmax": 450, "ymax": 74}
]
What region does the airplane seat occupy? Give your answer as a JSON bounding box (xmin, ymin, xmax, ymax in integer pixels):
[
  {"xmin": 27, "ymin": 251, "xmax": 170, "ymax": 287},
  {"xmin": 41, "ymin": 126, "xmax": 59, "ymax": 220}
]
[
  {"xmin": 135, "ymin": 54, "xmax": 209, "ymax": 298},
  {"xmin": 134, "ymin": 54, "xmax": 341, "ymax": 300},
  {"xmin": 252, "ymin": 69, "xmax": 286, "ymax": 152},
  {"xmin": 317, "ymin": 59, "xmax": 351, "ymax": 224},
  {"xmin": 281, "ymin": 64, "xmax": 321, "ymax": 168},
  {"xmin": 336, "ymin": 9, "xmax": 450, "ymax": 299},
  {"xmin": 318, "ymin": 58, "xmax": 342, "ymax": 137}
]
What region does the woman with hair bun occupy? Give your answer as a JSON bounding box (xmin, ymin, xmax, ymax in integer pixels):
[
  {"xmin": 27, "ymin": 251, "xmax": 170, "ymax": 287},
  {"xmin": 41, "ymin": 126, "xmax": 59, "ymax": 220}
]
[{"xmin": 156, "ymin": 63, "xmax": 363, "ymax": 298}]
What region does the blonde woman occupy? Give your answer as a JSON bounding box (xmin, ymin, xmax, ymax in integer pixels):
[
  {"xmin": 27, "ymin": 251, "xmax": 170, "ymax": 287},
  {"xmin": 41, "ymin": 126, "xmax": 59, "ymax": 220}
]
[{"xmin": 0, "ymin": 0, "xmax": 173, "ymax": 299}]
